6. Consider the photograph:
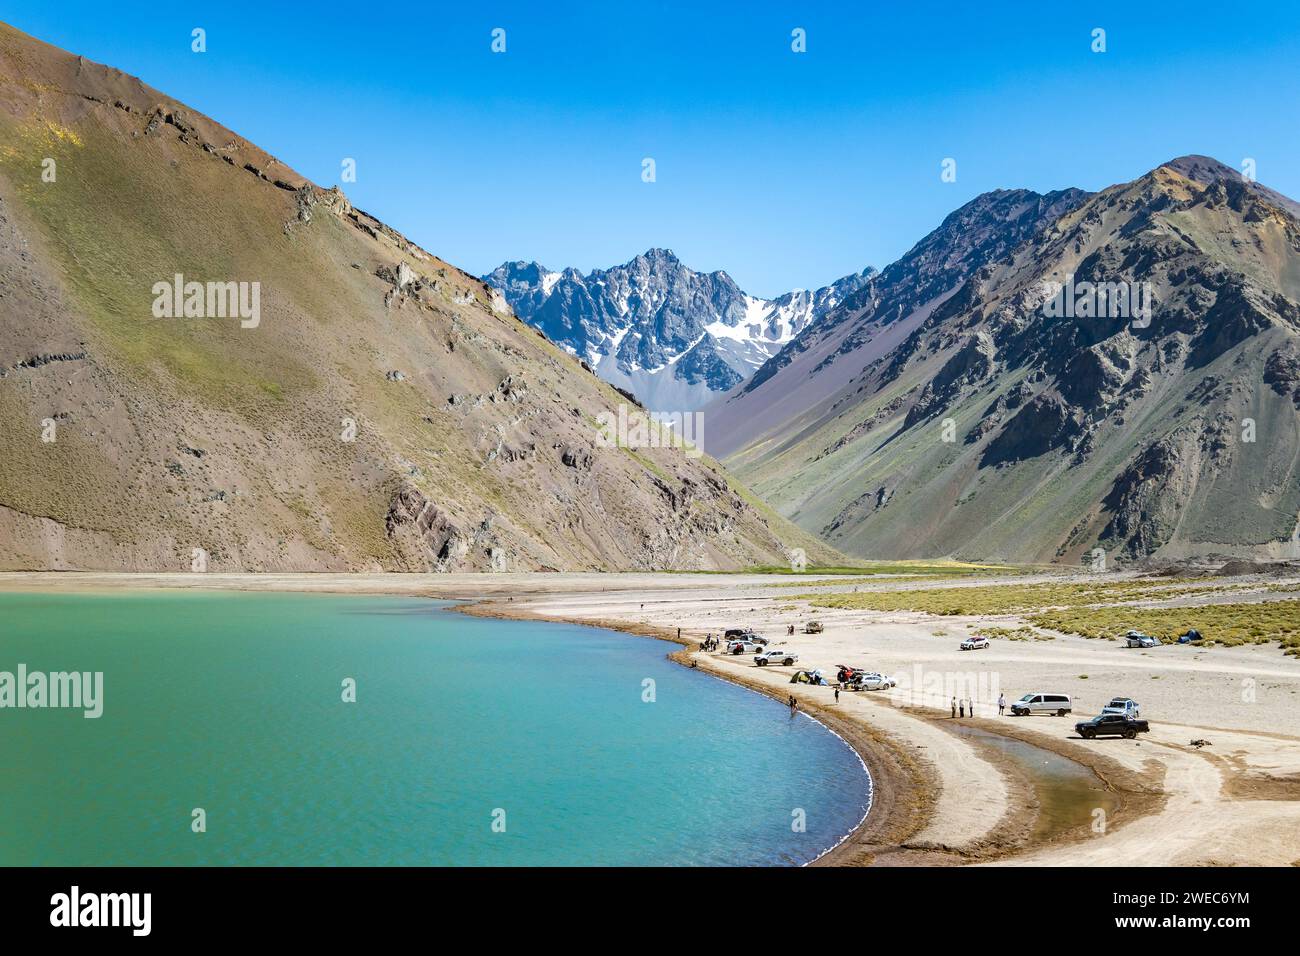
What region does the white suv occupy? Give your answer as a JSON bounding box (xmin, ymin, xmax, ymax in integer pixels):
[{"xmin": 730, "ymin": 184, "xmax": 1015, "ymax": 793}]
[
  {"xmin": 1009, "ymin": 692, "xmax": 1072, "ymax": 716},
  {"xmin": 754, "ymin": 649, "xmax": 799, "ymax": 667}
]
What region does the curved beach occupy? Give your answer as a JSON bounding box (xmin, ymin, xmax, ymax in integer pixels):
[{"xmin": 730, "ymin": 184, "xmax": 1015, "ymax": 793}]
[
  {"xmin": 462, "ymin": 593, "xmax": 1145, "ymax": 866},
  {"xmin": 454, "ymin": 570, "xmax": 1300, "ymax": 867}
]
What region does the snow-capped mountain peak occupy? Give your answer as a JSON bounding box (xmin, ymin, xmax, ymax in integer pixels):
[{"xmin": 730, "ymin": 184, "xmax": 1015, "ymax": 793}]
[{"xmin": 484, "ymin": 252, "xmax": 876, "ymax": 413}]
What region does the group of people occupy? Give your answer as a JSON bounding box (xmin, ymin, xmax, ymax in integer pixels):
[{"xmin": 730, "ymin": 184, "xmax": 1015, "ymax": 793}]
[
  {"xmin": 701, "ymin": 634, "xmax": 722, "ymax": 651},
  {"xmin": 951, "ymin": 693, "xmax": 1010, "ymax": 718}
]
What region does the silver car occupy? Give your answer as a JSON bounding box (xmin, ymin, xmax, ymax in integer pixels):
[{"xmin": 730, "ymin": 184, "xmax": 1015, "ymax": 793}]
[{"xmin": 1101, "ymin": 697, "xmax": 1140, "ymax": 718}]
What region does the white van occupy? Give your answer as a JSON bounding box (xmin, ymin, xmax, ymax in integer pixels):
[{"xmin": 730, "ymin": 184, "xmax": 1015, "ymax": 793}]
[{"xmin": 1009, "ymin": 692, "xmax": 1072, "ymax": 717}]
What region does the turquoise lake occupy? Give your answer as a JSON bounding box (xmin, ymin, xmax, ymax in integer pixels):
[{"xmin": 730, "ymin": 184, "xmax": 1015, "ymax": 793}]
[{"xmin": 0, "ymin": 590, "xmax": 870, "ymax": 866}]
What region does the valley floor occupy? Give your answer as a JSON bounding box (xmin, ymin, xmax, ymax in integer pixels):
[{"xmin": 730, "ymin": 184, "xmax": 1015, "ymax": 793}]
[{"xmin": 4, "ymin": 569, "xmax": 1299, "ymax": 866}]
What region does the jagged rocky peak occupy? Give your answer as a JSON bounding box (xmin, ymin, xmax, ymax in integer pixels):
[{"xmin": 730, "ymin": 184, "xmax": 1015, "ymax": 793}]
[
  {"xmin": 485, "ymin": 248, "xmax": 876, "ymax": 414},
  {"xmin": 1156, "ymin": 154, "xmax": 1300, "ymax": 218},
  {"xmin": 633, "ymin": 247, "xmax": 681, "ymax": 267}
]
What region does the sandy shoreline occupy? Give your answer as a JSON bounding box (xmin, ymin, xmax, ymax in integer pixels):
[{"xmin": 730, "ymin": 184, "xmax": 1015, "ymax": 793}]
[
  {"xmin": 5, "ymin": 570, "xmax": 1300, "ymax": 866},
  {"xmin": 488, "ymin": 573, "xmax": 1300, "ymax": 866},
  {"xmin": 461, "ymin": 595, "xmax": 1162, "ymax": 866}
]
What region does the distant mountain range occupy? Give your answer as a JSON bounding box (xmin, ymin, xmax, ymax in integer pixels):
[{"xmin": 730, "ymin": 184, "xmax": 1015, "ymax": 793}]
[
  {"xmin": 706, "ymin": 156, "xmax": 1300, "ymax": 565},
  {"xmin": 485, "ymin": 250, "xmax": 875, "ymax": 413}
]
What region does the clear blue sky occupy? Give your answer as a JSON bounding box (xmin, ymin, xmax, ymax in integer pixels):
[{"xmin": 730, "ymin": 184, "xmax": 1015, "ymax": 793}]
[{"xmin": 6, "ymin": 1, "xmax": 1299, "ymax": 297}]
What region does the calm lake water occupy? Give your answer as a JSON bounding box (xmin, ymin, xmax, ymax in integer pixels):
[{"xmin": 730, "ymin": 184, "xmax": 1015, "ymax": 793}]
[{"xmin": 0, "ymin": 590, "xmax": 870, "ymax": 866}]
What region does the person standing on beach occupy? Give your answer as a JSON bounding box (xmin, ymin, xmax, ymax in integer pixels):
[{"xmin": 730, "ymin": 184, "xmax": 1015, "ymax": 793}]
[
  {"xmin": 834, "ymin": 686, "xmax": 840, "ymax": 705},
  {"xmin": 788, "ymin": 695, "xmax": 798, "ymax": 717},
  {"xmin": 959, "ymin": 699, "xmax": 965, "ymax": 718},
  {"xmin": 951, "ymin": 697, "xmax": 957, "ymax": 718},
  {"xmin": 998, "ymin": 693, "xmax": 1006, "ymax": 716}
]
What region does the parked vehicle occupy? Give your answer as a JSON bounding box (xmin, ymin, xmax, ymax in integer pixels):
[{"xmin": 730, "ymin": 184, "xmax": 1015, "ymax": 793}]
[
  {"xmin": 754, "ymin": 648, "xmax": 798, "ymax": 667},
  {"xmin": 723, "ymin": 628, "xmax": 749, "ymax": 640},
  {"xmin": 1177, "ymin": 629, "xmax": 1203, "ymax": 644},
  {"xmin": 960, "ymin": 636, "xmax": 990, "ymax": 651},
  {"xmin": 1009, "ymin": 692, "xmax": 1073, "ymax": 717},
  {"xmin": 1101, "ymin": 697, "xmax": 1141, "ymax": 718},
  {"xmin": 855, "ymin": 672, "xmax": 896, "ymax": 691},
  {"xmin": 836, "ymin": 664, "xmax": 869, "ymax": 683},
  {"xmin": 728, "ymin": 639, "xmax": 765, "ymax": 655},
  {"xmin": 836, "ymin": 670, "xmax": 895, "ymax": 691},
  {"xmin": 1124, "ymin": 630, "xmax": 1159, "ymax": 648},
  {"xmin": 804, "ymin": 621, "xmax": 824, "ymax": 634},
  {"xmin": 1075, "ymin": 713, "xmax": 1150, "ymax": 739}
]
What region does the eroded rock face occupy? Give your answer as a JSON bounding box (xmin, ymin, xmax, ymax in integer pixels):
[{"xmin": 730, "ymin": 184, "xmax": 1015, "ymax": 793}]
[
  {"xmin": 1099, "ymin": 433, "xmax": 1199, "ymax": 558},
  {"xmin": 1058, "ymin": 344, "xmax": 1130, "ymax": 410},
  {"xmin": 286, "ymin": 184, "xmax": 351, "ymax": 233},
  {"xmin": 384, "ymin": 484, "xmax": 467, "ymax": 570},
  {"xmin": 981, "ymin": 393, "xmax": 1082, "ymax": 466},
  {"xmin": 1265, "ymin": 346, "xmax": 1300, "ymax": 407},
  {"xmin": 560, "ymin": 446, "xmax": 593, "ymax": 470},
  {"xmin": 903, "ymin": 332, "xmax": 997, "ymax": 428}
]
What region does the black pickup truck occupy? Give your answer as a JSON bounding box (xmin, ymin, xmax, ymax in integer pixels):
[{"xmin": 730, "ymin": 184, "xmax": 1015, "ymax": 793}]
[{"xmin": 1075, "ymin": 713, "xmax": 1150, "ymax": 739}]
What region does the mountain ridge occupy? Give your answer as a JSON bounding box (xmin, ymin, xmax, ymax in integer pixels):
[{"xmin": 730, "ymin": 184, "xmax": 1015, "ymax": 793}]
[
  {"xmin": 711, "ymin": 157, "xmax": 1300, "ymax": 565},
  {"xmin": 706, "ymin": 186, "xmax": 1091, "ymax": 457}
]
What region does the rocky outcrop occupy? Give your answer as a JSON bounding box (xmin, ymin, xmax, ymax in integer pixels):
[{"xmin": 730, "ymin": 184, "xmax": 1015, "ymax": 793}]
[
  {"xmin": 903, "ymin": 333, "xmax": 997, "ymax": 428},
  {"xmin": 980, "ymin": 394, "xmax": 1083, "ymax": 466},
  {"xmin": 560, "ymin": 445, "xmax": 593, "ymax": 470},
  {"xmin": 1264, "ymin": 345, "xmax": 1300, "ymax": 408},
  {"xmin": 384, "ymin": 484, "xmax": 468, "ymax": 571},
  {"xmin": 1099, "ymin": 432, "xmax": 1202, "ymax": 558}
]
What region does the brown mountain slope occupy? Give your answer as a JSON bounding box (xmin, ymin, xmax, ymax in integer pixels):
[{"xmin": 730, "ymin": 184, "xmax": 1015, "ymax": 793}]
[
  {"xmin": 713, "ymin": 159, "xmax": 1300, "ymax": 565},
  {"xmin": 0, "ymin": 22, "xmax": 832, "ymax": 571},
  {"xmin": 705, "ymin": 187, "xmax": 1089, "ymax": 459}
]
